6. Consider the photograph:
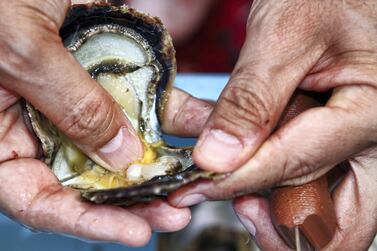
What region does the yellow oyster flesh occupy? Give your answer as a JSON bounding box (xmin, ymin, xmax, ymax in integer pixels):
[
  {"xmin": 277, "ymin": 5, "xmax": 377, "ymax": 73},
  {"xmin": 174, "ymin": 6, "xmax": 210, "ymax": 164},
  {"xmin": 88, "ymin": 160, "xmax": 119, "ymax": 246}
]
[{"xmin": 27, "ymin": 5, "xmax": 193, "ymax": 191}]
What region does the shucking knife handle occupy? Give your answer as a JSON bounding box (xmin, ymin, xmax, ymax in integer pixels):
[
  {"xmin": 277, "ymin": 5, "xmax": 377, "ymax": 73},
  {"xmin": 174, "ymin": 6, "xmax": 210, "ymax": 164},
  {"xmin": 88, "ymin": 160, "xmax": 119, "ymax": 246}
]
[
  {"xmin": 270, "ymin": 177, "xmax": 336, "ymax": 250},
  {"xmin": 269, "ymin": 92, "xmax": 336, "ymax": 250}
]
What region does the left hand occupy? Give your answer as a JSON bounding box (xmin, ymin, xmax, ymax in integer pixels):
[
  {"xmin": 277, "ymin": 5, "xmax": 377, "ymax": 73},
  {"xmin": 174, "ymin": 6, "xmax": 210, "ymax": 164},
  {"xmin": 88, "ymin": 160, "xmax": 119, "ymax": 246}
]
[{"xmin": 0, "ymin": 87, "xmax": 210, "ymax": 245}]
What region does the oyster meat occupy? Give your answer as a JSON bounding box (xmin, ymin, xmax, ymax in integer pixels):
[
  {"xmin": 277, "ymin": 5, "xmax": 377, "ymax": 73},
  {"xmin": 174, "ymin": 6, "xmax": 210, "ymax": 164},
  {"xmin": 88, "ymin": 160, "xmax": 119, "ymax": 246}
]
[{"xmin": 27, "ymin": 3, "xmax": 217, "ymax": 206}]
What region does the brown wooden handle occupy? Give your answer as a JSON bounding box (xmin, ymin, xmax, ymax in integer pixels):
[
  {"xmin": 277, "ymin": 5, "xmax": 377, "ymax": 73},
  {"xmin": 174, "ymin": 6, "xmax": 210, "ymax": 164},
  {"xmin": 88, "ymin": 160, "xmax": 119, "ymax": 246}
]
[
  {"xmin": 270, "ymin": 177, "xmax": 336, "ymax": 250},
  {"xmin": 269, "ymin": 92, "xmax": 336, "ymax": 250}
]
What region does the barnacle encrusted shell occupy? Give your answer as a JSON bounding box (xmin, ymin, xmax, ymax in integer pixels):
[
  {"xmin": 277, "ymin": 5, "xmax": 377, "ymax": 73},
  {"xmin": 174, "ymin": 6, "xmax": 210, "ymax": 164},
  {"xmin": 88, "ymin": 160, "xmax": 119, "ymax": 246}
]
[{"xmin": 26, "ymin": 4, "xmax": 218, "ymax": 206}]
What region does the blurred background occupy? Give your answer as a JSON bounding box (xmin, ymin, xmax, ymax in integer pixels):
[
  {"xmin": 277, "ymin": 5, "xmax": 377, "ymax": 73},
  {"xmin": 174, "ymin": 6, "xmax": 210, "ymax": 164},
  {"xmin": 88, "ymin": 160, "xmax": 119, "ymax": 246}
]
[{"xmin": 127, "ymin": 0, "xmax": 252, "ymax": 73}]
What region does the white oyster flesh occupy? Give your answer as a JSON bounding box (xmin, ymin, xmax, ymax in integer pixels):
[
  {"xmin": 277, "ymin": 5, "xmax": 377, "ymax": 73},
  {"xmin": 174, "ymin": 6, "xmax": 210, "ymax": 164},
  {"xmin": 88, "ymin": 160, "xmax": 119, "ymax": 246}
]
[
  {"xmin": 127, "ymin": 156, "xmax": 180, "ymax": 181},
  {"xmin": 73, "ymin": 32, "xmax": 148, "ymax": 67},
  {"xmin": 68, "ymin": 25, "xmax": 162, "ymax": 143},
  {"xmin": 36, "ymin": 23, "xmax": 188, "ymax": 191}
]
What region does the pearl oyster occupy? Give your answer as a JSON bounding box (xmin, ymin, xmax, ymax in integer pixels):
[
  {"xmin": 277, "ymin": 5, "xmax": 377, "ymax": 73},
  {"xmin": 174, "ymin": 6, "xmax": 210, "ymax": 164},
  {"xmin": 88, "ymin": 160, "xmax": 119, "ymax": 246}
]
[{"xmin": 26, "ymin": 4, "xmax": 216, "ymax": 206}]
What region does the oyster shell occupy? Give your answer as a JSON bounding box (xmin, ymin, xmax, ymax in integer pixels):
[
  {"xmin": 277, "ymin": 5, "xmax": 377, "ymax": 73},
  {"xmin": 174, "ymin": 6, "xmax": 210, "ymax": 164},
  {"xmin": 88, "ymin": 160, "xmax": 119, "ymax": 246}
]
[{"xmin": 27, "ymin": 4, "xmax": 217, "ymax": 206}]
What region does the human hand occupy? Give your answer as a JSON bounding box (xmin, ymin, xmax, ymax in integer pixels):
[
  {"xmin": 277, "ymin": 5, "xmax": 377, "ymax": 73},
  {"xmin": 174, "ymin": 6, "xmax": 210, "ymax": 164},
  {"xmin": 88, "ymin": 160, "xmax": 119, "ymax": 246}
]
[
  {"xmin": 168, "ymin": 0, "xmax": 377, "ymax": 249},
  {"xmin": 0, "ymin": 85, "xmax": 212, "ymax": 244},
  {"xmin": 0, "ymin": 0, "xmax": 213, "ymax": 245}
]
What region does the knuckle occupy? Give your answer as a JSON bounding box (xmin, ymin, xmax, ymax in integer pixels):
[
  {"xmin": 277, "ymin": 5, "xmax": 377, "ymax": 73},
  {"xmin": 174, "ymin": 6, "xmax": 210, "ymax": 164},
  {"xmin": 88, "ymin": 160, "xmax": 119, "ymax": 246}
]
[
  {"xmin": 281, "ymin": 154, "xmax": 319, "ymax": 185},
  {"xmin": 23, "ymin": 184, "xmax": 63, "ymax": 229},
  {"xmin": 172, "ymin": 98, "xmax": 213, "ymax": 136},
  {"xmin": 246, "ymin": 0, "xmax": 263, "ymax": 29},
  {"xmin": 266, "ymin": 134, "xmax": 290, "ymax": 183},
  {"xmin": 59, "ymin": 90, "xmax": 115, "ymax": 145},
  {"xmin": 0, "ymin": 0, "xmax": 66, "ymax": 73},
  {"xmin": 292, "ymin": 154, "xmax": 321, "ymax": 177},
  {"xmin": 0, "ymin": 33, "xmax": 36, "ymax": 76},
  {"xmin": 268, "ymin": 132, "xmax": 318, "ymax": 185},
  {"xmin": 216, "ymin": 67, "xmax": 274, "ymax": 132},
  {"xmin": 0, "ymin": 33, "xmax": 58, "ymax": 83},
  {"xmin": 246, "ymin": 1, "xmax": 324, "ymax": 51},
  {"xmin": 168, "ymin": 94, "xmax": 192, "ymax": 132},
  {"xmin": 207, "ymin": 187, "xmax": 235, "ymax": 200},
  {"xmin": 32, "ymin": 0, "xmax": 70, "ymax": 28}
]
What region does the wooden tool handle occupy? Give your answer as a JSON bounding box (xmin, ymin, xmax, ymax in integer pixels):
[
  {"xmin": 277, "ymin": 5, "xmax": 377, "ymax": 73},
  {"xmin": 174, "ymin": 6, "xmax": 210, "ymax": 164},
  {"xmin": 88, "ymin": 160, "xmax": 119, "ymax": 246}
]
[{"xmin": 270, "ymin": 92, "xmax": 336, "ymax": 250}]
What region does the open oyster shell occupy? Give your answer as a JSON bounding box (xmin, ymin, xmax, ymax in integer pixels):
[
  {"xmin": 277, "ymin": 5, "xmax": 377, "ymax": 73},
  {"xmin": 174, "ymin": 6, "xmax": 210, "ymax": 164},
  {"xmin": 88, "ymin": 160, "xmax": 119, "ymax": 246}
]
[{"xmin": 26, "ymin": 4, "xmax": 218, "ymax": 206}]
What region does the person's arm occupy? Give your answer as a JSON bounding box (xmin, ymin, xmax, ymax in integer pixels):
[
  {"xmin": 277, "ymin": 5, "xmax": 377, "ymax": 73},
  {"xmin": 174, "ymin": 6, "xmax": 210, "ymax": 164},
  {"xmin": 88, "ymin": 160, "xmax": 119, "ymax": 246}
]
[{"xmin": 169, "ymin": 0, "xmax": 377, "ymax": 249}]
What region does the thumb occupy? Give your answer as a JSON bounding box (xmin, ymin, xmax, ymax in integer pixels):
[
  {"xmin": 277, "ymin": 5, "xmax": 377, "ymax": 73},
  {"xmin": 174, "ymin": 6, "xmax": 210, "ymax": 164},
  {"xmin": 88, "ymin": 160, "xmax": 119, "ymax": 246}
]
[
  {"xmin": 0, "ymin": 0, "xmax": 143, "ymax": 172},
  {"xmin": 193, "ymin": 1, "xmax": 328, "ymax": 172}
]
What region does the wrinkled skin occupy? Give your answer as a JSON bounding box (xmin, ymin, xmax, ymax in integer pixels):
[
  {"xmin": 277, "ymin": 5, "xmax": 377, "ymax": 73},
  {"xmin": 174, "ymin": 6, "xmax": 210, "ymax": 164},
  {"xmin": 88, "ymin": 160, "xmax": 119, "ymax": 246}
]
[
  {"xmin": 0, "ymin": 87, "xmax": 212, "ymax": 246},
  {"xmin": 168, "ymin": 0, "xmax": 377, "ymax": 250},
  {"xmin": 0, "ymin": 0, "xmax": 145, "ymax": 172},
  {"xmin": 0, "ymin": 0, "xmax": 214, "ymax": 246}
]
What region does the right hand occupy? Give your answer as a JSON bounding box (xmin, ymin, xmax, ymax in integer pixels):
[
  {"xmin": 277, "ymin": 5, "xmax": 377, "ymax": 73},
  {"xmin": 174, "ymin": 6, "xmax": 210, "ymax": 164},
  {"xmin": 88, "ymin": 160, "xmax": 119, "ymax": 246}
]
[{"xmin": 0, "ymin": 79, "xmax": 210, "ymax": 245}]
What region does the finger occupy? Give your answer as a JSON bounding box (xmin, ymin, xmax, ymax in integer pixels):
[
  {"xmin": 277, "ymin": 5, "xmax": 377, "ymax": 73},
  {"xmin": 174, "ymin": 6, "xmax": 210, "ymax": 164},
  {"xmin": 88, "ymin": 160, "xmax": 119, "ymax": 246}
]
[
  {"xmin": 193, "ymin": 2, "xmax": 328, "ymax": 172},
  {"xmin": 162, "ymin": 88, "xmax": 214, "ymax": 137},
  {"xmin": 324, "ymin": 154, "xmax": 377, "ymax": 250},
  {"xmin": 0, "ymin": 1, "xmax": 143, "ymax": 171},
  {"xmin": 233, "ymin": 195, "xmax": 289, "ymax": 251},
  {"xmin": 128, "ymin": 199, "xmax": 191, "ymax": 232},
  {"xmin": 168, "ymin": 179, "xmax": 212, "ymax": 207},
  {"xmin": 0, "ymin": 159, "xmax": 151, "ymax": 246}
]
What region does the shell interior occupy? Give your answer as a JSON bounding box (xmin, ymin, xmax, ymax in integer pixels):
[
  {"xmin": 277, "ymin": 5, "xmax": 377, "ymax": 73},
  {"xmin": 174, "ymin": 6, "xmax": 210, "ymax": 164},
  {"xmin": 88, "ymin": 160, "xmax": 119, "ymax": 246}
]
[{"xmin": 26, "ymin": 5, "xmax": 219, "ymax": 205}]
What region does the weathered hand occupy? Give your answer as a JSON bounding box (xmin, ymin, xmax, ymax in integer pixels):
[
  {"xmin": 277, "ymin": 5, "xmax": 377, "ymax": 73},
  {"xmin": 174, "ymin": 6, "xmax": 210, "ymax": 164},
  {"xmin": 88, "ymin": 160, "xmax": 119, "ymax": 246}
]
[
  {"xmin": 0, "ymin": 85, "xmax": 212, "ymax": 245},
  {"xmin": 168, "ymin": 0, "xmax": 377, "ymax": 249},
  {"xmin": 0, "ymin": 0, "xmax": 214, "ymax": 245}
]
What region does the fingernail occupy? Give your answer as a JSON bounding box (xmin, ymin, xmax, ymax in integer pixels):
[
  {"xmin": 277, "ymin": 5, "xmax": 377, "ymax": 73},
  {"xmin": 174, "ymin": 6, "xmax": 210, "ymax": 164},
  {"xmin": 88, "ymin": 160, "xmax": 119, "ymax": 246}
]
[
  {"xmin": 238, "ymin": 215, "xmax": 257, "ymax": 237},
  {"xmin": 176, "ymin": 194, "xmax": 206, "ymax": 207},
  {"xmin": 95, "ymin": 127, "xmax": 143, "ymax": 172},
  {"xmin": 196, "ymin": 129, "xmax": 243, "ymax": 169}
]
